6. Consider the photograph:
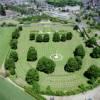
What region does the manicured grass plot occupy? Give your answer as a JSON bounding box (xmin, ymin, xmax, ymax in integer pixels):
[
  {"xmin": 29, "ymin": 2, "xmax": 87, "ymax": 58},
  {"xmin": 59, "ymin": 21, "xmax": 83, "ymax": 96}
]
[{"xmin": 16, "ymin": 22, "xmax": 100, "ymax": 92}]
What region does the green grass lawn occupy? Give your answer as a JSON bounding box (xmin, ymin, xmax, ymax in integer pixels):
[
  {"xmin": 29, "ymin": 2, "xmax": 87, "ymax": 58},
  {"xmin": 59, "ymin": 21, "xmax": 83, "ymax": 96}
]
[
  {"xmin": 16, "ymin": 22, "xmax": 100, "ymax": 92},
  {"xmin": 0, "ymin": 78, "xmax": 35, "ymax": 100},
  {"xmin": 0, "ymin": 27, "xmax": 15, "ymax": 67}
]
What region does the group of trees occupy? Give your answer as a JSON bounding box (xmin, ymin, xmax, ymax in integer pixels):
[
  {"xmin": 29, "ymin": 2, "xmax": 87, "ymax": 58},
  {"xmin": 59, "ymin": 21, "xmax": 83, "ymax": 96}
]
[
  {"xmin": 64, "ymin": 45, "xmax": 85, "ymax": 72},
  {"xmin": 10, "ymin": 26, "xmax": 22, "ymax": 50},
  {"xmin": 53, "ymin": 32, "xmax": 73, "ymax": 42}
]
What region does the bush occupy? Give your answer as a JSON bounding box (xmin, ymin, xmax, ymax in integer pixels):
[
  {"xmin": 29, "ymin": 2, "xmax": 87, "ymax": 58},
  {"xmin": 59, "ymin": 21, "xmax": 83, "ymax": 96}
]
[
  {"xmin": 4, "ymin": 58, "xmax": 15, "ymax": 70},
  {"xmin": 18, "ymin": 26, "xmax": 22, "ymax": 31},
  {"xmin": 36, "ymin": 34, "xmax": 43, "ymax": 42},
  {"xmin": 25, "ymin": 68, "xmax": 39, "ymax": 85},
  {"xmin": 90, "ymin": 47, "xmax": 100, "ymax": 58},
  {"xmin": 66, "ymin": 32, "xmax": 73, "ymax": 40},
  {"xmin": 85, "ymin": 37, "xmax": 97, "ymax": 47},
  {"xmin": 43, "ymin": 34, "xmax": 49, "ymax": 42},
  {"xmin": 73, "ymin": 25, "xmax": 79, "ymax": 31},
  {"xmin": 9, "ymin": 50, "xmax": 18, "ymax": 62},
  {"xmin": 27, "ymin": 47, "xmax": 37, "ymax": 61},
  {"xmin": 36, "ymin": 57, "xmax": 56, "ymax": 74},
  {"xmin": 30, "ymin": 33, "xmax": 35, "ymax": 40},
  {"xmin": 64, "ymin": 57, "xmax": 81, "ymax": 72},
  {"xmin": 74, "ymin": 45, "xmax": 85, "ymax": 59},
  {"xmin": 75, "ymin": 56, "xmax": 82, "ymax": 66},
  {"xmin": 12, "ymin": 30, "xmax": 20, "ymax": 39},
  {"xmin": 53, "ymin": 32, "xmax": 60, "ymax": 42},
  {"xmin": 84, "ymin": 65, "xmax": 100, "ymax": 79},
  {"xmin": 10, "ymin": 39, "xmax": 18, "ymax": 49},
  {"xmin": 61, "ymin": 34, "xmax": 66, "ymax": 42}
]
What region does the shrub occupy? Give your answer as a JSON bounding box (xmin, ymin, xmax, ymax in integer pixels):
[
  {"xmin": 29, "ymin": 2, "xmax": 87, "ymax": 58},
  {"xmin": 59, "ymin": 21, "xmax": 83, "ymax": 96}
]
[
  {"xmin": 12, "ymin": 30, "xmax": 20, "ymax": 39},
  {"xmin": 84, "ymin": 65, "xmax": 100, "ymax": 79},
  {"xmin": 10, "ymin": 39, "xmax": 18, "ymax": 49},
  {"xmin": 25, "ymin": 68, "xmax": 39, "ymax": 85},
  {"xmin": 73, "ymin": 25, "xmax": 79, "ymax": 30},
  {"xmin": 27, "ymin": 47, "xmax": 37, "ymax": 61},
  {"xmin": 36, "ymin": 34, "xmax": 43, "ymax": 42},
  {"xmin": 9, "ymin": 50, "xmax": 18, "ymax": 62},
  {"xmin": 66, "ymin": 32, "xmax": 73, "ymax": 40},
  {"xmin": 61, "ymin": 34, "xmax": 66, "ymax": 42},
  {"xmin": 64, "ymin": 57, "xmax": 81, "ymax": 72},
  {"xmin": 85, "ymin": 37, "xmax": 97, "ymax": 47},
  {"xmin": 90, "ymin": 47, "xmax": 100, "ymax": 58},
  {"xmin": 75, "ymin": 56, "xmax": 82, "ymax": 66},
  {"xmin": 30, "ymin": 33, "xmax": 35, "ymax": 40},
  {"xmin": 18, "ymin": 26, "xmax": 22, "ymax": 31},
  {"xmin": 43, "ymin": 34, "xmax": 49, "ymax": 42},
  {"xmin": 74, "ymin": 45, "xmax": 85, "ymax": 59},
  {"xmin": 53, "ymin": 32, "xmax": 60, "ymax": 42},
  {"xmin": 36, "ymin": 57, "xmax": 56, "ymax": 74}
]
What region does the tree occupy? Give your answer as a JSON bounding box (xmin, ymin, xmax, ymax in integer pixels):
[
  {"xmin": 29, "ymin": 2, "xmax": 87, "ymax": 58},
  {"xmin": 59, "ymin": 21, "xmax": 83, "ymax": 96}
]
[
  {"xmin": 53, "ymin": 32, "xmax": 60, "ymax": 42},
  {"xmin": 4, "ymin": 58, "xmax": 15, "ymax": 70},
  {"xmin": 90, "ymin": 47, "xmax": 100, "ymax": 58},
  {"xmin": 61, "ymin": 34, "xmax": 66, "ymax": 42},
  {"xmin": 36, "ymin": 57, "xmax": 56, "ymax": 74},
  {"xmin": 84, "ymin": 65, "xmax": 100, "ymax": 79},
  {"xmin": 85, "ymin": 37, "xmax": 97, "ymax": 47},
  {"xmin": 64, "ymin": 57, "xmax": 81, "ymax": 72},
  {"xmin": 43, "ymin": 34, "xmax": 49, "ymax": 42},
  {"xmin": 9, "ymin": 50, "xmax": 18, "ymax": 62},
  {"xmin": 0, "ymin": 4, "xmax": 6, "ymax": 16},
  {"xmin": 74, "ymin": 45, "xmax": 85, "ymax": 59},
  {"xmin": 75, "ymin": 56, "xmax": 82, "ymax": 66},
  {"xmin": 18, "ymin": 26, "xmax": 22, "ymax": 31},
  {"xmin": 25, "ymin": 68, "xmax": 39, "ymax": 85},
  {"xmin": 66, "ymin": 32, "xmax": 73, "ymax": 40},
  {"xmin": 27, "ymin": 47, "xmax": 37, "ymax": 61},
  {"xmin": 73, "ymin": 25, "xmax": 79, "ymax": 31},
  {"xmin": 10, "ymin": 39, "xmax": 18, "ymax": 50},
  {"xmin": 12, "ymin": 30, "xmax": 20, "ymax": 39},
  {"xmin": 36, "ymin": 34, "xmax": 43, "ymax": 42},
  {"xmin": 30, "ymin": 33, "xmax": 35, "ymax": 40}
]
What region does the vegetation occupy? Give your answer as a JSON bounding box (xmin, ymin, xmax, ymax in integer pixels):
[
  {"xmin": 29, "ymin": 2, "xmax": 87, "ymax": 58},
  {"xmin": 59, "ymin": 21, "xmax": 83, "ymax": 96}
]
[
  {"xmin": 27, "ymin": 47, "xmax": 37, "ymax": 61},
  {"xmin": 30, "ymin": 33, "xmax": 35, "ymax": 40},
  {"xmin": 9, "ymin": 50, "xmax": 18, "ymax": 62},
  {"xmin": 53, "ymin": 32, "xmax": 60, "ymax": 42},
  {"xmin": 25, "ymin": 68, "xmax": 39, "ymax": 85},
  {"xmin": 64, "ymin": 57, "xmax": 81, "ymax": 72},
  {"xmin": 0, "ymin": 4, "xmax": 6, "ymax": 16},
  {"xmin": 74, "ymin": 45, "xmax": 85, "ymax": 59},
  {"xmin": 36, "ymin": 57, "xmax": 56, "ymax": 74},
  {"xmin": 66, "ymin": 32, "xmax": 73, "ymax": 40},
  {"xmin": 36, "ymin": 34, "xmax": 43, "ymax": 42},
  {"xmin": 43, "ymin": 34, "xmax": 50, "ymax": 42}
]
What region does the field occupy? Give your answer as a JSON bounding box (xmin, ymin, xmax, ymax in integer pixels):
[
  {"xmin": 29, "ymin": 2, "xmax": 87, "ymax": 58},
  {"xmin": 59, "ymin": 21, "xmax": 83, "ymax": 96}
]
[
  {"xmin": 0, "ymin": 78, "xmax": 35, "ymax": 100},
  {"xmin": 0, "ymin": 27, "xmax": 15, "ymax": 67},
  {"xmin": 15, "ymin": 22, "xmax": 100, "ymax": 92}
]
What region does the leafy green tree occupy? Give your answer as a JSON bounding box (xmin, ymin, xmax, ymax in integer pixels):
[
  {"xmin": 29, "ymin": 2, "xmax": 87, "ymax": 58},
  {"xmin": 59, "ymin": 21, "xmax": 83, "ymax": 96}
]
[
  {"xmin": 4, "ymin": 58, "xmax": 15, "ymax": 70},
  {"xmin": 27, "ymin": 47, "xmax": 37, "ymax": 61},
  {"xmin": 66, "ymin": 32, "xmax": 73, "ymax": 40},
  {"xmin": 25, "ymin": 68, "xmax": 39, "ymax": 85},
  {"xmin": 84, "ymin": 65, "xmax": 100, "ymax": 79},
  {"xmin": 64, "ymin": 57, "xmax": 81, "ymax": 72},
  {"xmin": 36, "ymin": 34, "xmax": 43, "ymax": 42},
  {"xmin": 85, "ymin": 37, "xmax": 97, "ymax": 47},
  {"xmin": 74, "ymin": 45, "xmax": 85, "ymax": 59},
  {"xmin": 61, "ymin": 34, "xmax": 66, "ymax": 42},
  {"xmin": 36, "ymin": 57, "xmax": 56, "ymax": 74},
  {"xmin": 12, "ymin": 30, "xmax": 20, "ymax": 39},
  {"xmin": 10, "ymin": 39, "xmax": 18, "ymax": 50},
  {"xmin": 0, "ymin": 4, "xmax": 6, "ymax": 16},
  {"xmin": 53, "ymin": 32, "xmax": 60, "ymax": 42},
  {"xmin": 43, "ymin": 34, "xmax": 49, "ymax": 42},
  {"xmin": 90, "ymin": 47, "xmax": 100, "ymax": 58},
  {"xmin": 30, "ymin": 33, "xmax": 35, "ymax": 40},
  {"xmin": 9, "ymin": 50, "xmax": 18, "ymax": 62}
]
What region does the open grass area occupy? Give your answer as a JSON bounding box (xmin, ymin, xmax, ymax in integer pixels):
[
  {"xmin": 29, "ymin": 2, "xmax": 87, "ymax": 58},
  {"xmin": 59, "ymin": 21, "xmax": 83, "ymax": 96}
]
[
  {"xmin": 0, "ymin": 27, "xmax": 15, "ymax": 67},
  {"xmin": 0, "ymin": 78, "xmax": 35, "ymax": 100},
  {"xmin": 15, "ymin": 22, "xmax": 100, "ymax": 92}
]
